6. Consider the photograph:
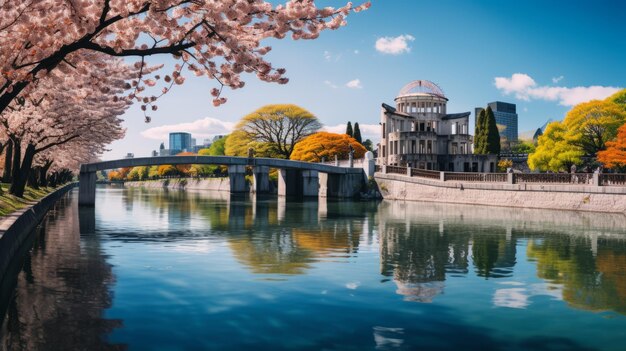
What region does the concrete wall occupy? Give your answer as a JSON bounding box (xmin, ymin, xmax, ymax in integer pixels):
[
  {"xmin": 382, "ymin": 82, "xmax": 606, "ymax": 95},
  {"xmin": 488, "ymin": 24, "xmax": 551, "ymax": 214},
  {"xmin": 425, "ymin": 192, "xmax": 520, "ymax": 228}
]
[
  {"xmin": 375, "ymin": 173, "xmax": 626, "ymax": 214},
  {"xmin": 124, "ymin": 178, "xmax": 233, "ymax": 192},
  {"xmin": 0, "ymin": 183, "xmax": 77, "ymax": 286}
]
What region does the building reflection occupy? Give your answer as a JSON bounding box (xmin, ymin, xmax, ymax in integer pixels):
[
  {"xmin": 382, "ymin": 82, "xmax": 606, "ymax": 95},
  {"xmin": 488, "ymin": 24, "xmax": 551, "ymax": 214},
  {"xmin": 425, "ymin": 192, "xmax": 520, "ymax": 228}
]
[{"xmin": 0, "ymin": 193, "xmax": 123, "ymax": 350}]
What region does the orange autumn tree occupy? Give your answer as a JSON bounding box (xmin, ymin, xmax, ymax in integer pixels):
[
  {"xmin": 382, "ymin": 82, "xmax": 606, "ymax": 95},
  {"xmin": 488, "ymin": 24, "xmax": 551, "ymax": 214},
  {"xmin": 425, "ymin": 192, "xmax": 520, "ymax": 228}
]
[
  {"xmin": 290, "ymin": 132, "xmax": 366, "ymax": 162},
  {"xmin": 175, "ymin": 151, "xmax": 195, "ymax": 175},
  {"xmin": 598, "ymin": 123, "xmax": 626, "ymax": 171}
]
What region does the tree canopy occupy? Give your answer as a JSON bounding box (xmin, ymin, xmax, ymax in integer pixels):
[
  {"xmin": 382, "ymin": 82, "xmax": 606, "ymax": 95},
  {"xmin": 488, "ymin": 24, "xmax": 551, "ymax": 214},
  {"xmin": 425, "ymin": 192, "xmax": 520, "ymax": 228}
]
[
  {"xmin": 597, "ymin": 123, "xmax": 626, "ymax": 171},
  {"xmin": 290, "ymin": 132, "xmax": 366, "ymax": 162},
  {"xmin": 353, "ymin": 122, "xmax": 362, "ymax": 143},
  {"xmin": 226, "ymin": 104, "xmax": 321, "ymax": 159},
  {"xmin": 346, "ymin": 122, "xmax": 353, "ymax": 137},
  {"xmin": 528, "ymin": 121, "xmax": 584, "ymax": 172},
  {"xmin": 474, "ymin": 109, "xmax": 486, "ymax": 154},
  {"xmin": 0, "ymin": 1, "xmax": 370, "ymax": 117},
  {"xmin": 528, "ymin": 90, "xmax": 626, "ymax": 171}
]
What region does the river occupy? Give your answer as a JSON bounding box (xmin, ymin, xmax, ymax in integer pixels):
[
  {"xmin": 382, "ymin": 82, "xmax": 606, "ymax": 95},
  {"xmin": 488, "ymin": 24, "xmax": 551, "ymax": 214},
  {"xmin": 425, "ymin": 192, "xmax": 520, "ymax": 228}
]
[{"xmin": 1, "ymin": 185, "xmax": 625, "ymax": 350}]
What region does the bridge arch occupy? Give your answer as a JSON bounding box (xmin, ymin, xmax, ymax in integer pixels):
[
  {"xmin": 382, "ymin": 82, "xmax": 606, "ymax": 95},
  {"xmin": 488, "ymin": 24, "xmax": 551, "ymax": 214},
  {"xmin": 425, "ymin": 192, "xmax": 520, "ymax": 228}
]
[{"xmin": 78, "ymin": 156, "xmax": 365, "ymax": 206}]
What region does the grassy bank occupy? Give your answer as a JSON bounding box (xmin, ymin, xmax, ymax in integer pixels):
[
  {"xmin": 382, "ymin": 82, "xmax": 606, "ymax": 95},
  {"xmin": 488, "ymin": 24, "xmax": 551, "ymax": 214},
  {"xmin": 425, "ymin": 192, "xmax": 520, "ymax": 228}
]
[{"xmin": 0, "ymin": 184, "xmax": 61, "ymax": 217}]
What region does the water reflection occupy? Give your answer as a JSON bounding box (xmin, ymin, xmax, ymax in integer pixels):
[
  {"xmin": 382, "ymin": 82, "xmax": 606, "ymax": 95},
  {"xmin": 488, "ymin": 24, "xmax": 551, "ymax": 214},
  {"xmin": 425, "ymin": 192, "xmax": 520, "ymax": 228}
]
[
  {"xmin": 0, "ymin": 187, "xmax": 625, "ymax": 350},
  {"xmin": 0, "ymin": 194, "xmax": 122, "ymax": 350}
]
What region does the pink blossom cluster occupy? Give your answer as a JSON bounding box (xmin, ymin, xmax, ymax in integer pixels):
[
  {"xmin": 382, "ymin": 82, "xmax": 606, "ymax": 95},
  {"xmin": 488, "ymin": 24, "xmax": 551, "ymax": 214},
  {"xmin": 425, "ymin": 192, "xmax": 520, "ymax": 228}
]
[{"xmin": 0, "ymin": 0, "xmax": 370, "ymax": 116}]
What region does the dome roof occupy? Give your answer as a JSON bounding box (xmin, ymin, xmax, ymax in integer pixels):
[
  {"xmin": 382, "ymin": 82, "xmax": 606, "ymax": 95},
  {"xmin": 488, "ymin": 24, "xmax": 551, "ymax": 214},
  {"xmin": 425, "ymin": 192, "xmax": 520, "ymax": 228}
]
[{"xmin": 398, "ymin": 80, "xmax": 446, "ymax": 99}]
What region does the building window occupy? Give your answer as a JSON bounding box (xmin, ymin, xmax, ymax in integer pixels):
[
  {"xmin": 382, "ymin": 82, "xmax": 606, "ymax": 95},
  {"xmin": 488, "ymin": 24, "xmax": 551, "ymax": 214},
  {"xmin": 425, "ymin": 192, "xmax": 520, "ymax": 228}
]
[
  {"xmin": 411, "ymin": 140, "xmax": 416, "ymax": 153},
  {"xmin": 427, "ymin": 140, "xmax": 432, "ymax": 154},
  {"xmin": 451, "ymin": 142, "xmax": 458, "ymax": 154},
  {"xmin": 451, "ymin": 123, "xmax": 457, "ymax": 135},
  {"xmin": 382, "ymin": 123, "xmax": 386, "ymax": 136}
]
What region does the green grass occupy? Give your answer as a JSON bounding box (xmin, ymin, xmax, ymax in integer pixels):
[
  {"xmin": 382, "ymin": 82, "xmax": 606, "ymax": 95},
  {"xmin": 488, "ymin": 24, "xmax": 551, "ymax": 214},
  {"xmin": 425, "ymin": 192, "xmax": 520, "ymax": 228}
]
[{"xmin": 0, "ymin": 184, "xmax": 60, "ymax": 217}]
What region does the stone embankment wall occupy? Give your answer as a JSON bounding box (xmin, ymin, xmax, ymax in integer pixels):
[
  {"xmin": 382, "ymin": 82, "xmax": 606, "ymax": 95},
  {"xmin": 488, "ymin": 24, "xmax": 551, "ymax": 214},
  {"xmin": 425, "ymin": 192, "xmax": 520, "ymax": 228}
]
[
  {"xmin": 124, "ymin": 178, "xmax": 238, "ymax": 192},
  {"xmin": 375, "ymin": 173, "xmax": 626, "ymax": 214},
  {"xmin": 0, "ymin": 183, "xmax": 77, "ymax": 285}
]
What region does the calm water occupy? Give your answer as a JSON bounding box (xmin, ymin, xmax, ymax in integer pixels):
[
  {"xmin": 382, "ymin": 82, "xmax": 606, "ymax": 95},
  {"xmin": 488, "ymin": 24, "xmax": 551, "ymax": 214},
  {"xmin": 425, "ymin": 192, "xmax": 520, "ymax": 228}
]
[{"xmin": 1, "ymin": 186, "xmax": 626, "ymax": 350}]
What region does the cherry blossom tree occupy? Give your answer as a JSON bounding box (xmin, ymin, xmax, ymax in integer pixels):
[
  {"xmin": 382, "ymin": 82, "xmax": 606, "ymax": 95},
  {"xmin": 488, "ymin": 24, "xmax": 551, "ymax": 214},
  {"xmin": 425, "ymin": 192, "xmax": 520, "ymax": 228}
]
[
  {"xmin": 0, "ymin": 52, "xmax": 132, "ymax": 196},
  {"xmin": 0, "ymin": 0, "xmax": 370, "ymax": 120}
]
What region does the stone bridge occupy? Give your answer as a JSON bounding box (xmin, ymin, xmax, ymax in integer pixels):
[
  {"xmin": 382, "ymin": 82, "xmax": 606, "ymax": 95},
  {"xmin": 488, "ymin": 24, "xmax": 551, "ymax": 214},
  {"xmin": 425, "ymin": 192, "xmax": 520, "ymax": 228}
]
[{"xmin": 78, "ymin": 156, "xmax": 366, "ymax": 206}]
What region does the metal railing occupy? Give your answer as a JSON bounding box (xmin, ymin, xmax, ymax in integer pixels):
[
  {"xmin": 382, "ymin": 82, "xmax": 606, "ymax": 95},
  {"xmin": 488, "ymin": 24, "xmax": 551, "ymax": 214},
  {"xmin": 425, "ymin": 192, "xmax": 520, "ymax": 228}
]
[
  {"xmin": 386, "ymin": 165, "xmax": 407, "ymax": 175},
  {"xmin": 380, "ymin": 165, "xmax": 626, "ymax": 188},
  {"xmin": 514, "ymin": 173, "xmax": 594, "ymax": 185},
  {"xmin": 444, "ymin": 172, "xmax": 507, "ymax": 183},
  {"xmin": 600, "ymin": 174, "xmax": 626, "ymax": 186},
  {"xmin": 409, "ymin": 168, "xmax": 440, "ymax": 180}
]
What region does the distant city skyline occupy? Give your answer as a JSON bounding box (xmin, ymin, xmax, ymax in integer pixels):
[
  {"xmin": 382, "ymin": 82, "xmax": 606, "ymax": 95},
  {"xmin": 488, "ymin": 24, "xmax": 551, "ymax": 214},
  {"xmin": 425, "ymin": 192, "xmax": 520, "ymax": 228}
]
[{"xmin": 103, "ymin": 0, "xmax": 625, "ymax": 160}]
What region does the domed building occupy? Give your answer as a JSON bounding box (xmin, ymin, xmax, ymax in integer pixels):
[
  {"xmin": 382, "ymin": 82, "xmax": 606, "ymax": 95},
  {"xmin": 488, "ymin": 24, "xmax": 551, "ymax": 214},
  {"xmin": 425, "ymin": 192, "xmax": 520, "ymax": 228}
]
[{"xmin": 379, "ymin": 80, "xmax": 497, "ymax": 172}]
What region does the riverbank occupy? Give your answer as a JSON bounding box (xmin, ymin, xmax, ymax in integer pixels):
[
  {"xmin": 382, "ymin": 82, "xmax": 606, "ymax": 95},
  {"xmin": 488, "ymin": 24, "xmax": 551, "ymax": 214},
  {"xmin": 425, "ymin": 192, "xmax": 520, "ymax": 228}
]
[
  {"xmin": 0, "ymin": 185, "xmax": 65, "ymax": 216},
  {"xmin": 375, "ymin": 172, "xmax": 626, "ymax": 214},
  {"xmin": 0, "ymin": 182, "xmax": 76, "ymax": 285}
]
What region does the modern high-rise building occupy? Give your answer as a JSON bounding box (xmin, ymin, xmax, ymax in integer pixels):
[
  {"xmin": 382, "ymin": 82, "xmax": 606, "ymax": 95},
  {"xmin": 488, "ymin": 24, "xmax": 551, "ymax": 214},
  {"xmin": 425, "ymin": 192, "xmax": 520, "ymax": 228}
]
[
  {"xmin": 475, "ymin": 101, "xmax": 518, "ymax": 142},
  {"xmin": 169, "ymin": 132, "xmax": 192, "ymax": 154}
]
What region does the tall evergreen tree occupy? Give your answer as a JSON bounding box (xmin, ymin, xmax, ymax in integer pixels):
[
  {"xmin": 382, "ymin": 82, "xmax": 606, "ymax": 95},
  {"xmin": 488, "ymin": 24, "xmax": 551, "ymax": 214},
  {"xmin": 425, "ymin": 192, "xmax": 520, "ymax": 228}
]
[
  {"xmin": 474, "ymin": 109, "xmax": 486, "ymax": 154},
  {"xmin": 353, "ymin": 122, "xmax": 362, "ymax": 143},
  {"xmin": 346, "ymin": 121, "xmax": 353, "ymax": 137},
  {"xmin": 483, "ymin": 106, "xmax": 501, "ymax": 154}
]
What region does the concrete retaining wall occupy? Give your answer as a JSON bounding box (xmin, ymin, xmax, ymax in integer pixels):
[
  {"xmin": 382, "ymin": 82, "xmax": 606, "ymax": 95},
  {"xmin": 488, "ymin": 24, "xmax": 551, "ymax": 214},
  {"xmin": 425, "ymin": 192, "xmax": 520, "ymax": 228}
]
[
  {"xmin": 0, "ymin": 183, "xmax": 77, "ymax": 285},
  {"xmin": 124, "ymin": 178, "xmax": 234, "ymax": 192},
  {"xmin": 375, "ymin": 173, "xmax": 626, "ymax": 214}
]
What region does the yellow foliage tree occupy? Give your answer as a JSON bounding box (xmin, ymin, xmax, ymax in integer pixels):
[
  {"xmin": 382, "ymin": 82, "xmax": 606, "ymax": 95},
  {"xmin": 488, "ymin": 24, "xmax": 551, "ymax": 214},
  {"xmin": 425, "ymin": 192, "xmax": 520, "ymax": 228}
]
[
  {"xmin": 528, "ymin": 90, "xmax": 626, "ymax": 171},
  {"xmin": 157, "ymin": 165, "xmax": 178, "ymax": 176},
  {"xmin": 528, "ymin": 121, "xmax": 583, "ymax": 172},
  {"xmin": 226, "ymin": 104, "xmax": 321, "ymax": 159},
  {"xmin": 290, "ymin": 132, "xmax": 366, "ymax": 162}
]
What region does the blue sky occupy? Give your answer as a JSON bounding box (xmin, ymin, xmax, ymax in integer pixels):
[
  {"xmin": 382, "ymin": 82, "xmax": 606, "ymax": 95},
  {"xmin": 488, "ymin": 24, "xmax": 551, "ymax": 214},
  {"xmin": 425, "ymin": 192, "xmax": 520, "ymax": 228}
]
[{"xmin": 104, "ymin": 0, "xmax": 626, "ymax": 160}]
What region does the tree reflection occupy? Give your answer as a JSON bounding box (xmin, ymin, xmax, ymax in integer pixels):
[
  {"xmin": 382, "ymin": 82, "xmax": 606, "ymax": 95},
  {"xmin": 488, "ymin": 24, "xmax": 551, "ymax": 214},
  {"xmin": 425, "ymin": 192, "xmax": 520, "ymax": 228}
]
[
  {"xmin": 527, "ymin": 235, "xmax": 626, "ymax": 314},
  {"xmin": 0, "ymin": 194, "xmax": 123, "ymax": 350},
  {"xmin": 472, "ymin": 232, "xmax": 516, "ymax": 279}
]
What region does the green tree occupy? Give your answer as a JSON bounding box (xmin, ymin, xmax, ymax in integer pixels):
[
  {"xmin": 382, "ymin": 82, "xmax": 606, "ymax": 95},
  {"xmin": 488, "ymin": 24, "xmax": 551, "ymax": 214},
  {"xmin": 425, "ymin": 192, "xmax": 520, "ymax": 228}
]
[
  {"xmin": 353, "ymin": 122, "xmax": 362, "ymax": 143},
  {"xmin": 528, "ymin": 121, "xmax": 583, "ymax": 172},
  {"xmin": 483, "ymin": 106, "xmax": 501, "ymax": 154},
  {"xmin": 346, "ymin": 121, "xmax": 353, "ymax": 137},
  {"xmin": 474, "ymin": 109, "xmax": 486, "ymax": 154},
  {"xmin": 200, "ymin": 136, "xmax": 228, "ymax": 156},
  {"xmin": 226, "ymin": 104, "xmax": 321, "ymax": 159},
  {"xmin": 363, "ymin": 139, "xmax": 374, "ymax": 152}
]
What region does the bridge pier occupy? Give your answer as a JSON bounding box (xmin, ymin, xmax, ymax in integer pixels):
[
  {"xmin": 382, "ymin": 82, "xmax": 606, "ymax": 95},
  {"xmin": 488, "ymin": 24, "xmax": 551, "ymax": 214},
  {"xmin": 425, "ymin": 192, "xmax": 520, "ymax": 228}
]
[
  {"xmin": 278, "ymin": 169, "xmax": 319, "ymax": 197},
  {"xmin": 320, "ymin": 173, "xmax": 363, "ymax": 198},
  {"xmin": 228, "ymin": 165, "xmax": 247, "ymax": 194},
  {"xmin": 78, "ymin": 171, "xmax": 97, "ymax": 206},
  {"xmin": 252, "ymin": 166, "xmax": 271, "ymax": 194}
]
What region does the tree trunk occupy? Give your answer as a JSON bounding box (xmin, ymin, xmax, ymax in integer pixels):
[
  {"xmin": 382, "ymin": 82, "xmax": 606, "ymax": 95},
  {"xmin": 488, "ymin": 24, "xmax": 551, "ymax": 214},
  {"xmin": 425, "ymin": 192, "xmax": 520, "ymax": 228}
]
[
  {"xmin": 3, "ymin": 139, "xmax": 12, "ymax": 182},
  {"xmin": 9, "ymin": 144, "xmax": 36, "ymax": 197},
  {"xmin": 39, "ymin": 161, "xmax": 53, "ymax": 187},
  {"xmin": 27, "ymin": 167, "xmax": 40, "ymax": 189},
  {"xmin": 11, "ymin": 141, "xmax": 21, "ymax": 185}
]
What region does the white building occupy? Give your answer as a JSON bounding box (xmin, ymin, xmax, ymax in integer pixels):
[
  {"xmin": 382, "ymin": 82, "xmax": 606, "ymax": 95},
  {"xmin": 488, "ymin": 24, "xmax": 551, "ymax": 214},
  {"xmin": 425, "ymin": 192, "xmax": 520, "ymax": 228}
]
[{"xmin": 379, "ymin": 80, "xmax": 497, "ymax": 172}]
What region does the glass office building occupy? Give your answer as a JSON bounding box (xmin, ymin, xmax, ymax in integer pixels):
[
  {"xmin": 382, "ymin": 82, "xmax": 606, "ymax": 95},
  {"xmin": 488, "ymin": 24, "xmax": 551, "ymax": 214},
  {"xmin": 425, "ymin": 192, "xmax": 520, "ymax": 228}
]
[
  {"xmin": 475, "ymin": 101, "xmax": 518, "ymax": 142},
  {"xmin": 169, "ymin": 132, "xmax": 192, "ymax": 154}
]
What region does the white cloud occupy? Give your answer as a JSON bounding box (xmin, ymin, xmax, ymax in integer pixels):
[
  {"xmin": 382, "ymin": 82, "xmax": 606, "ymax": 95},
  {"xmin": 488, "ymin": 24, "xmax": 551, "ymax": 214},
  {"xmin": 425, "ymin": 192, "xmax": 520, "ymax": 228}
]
[
  {"xmin": 552, "ymin": 75, "xmax": 564, "ymax": 83},
  {"xmin": 354, "ymin": 49, "xmax": 359, "ymax": 54},
  {"xmin": 346, "ymin": 79, "xmax": 363, "ymax": 89},
  {"xmin": 324, "ymin": 80, "xmax": 339, "ymax": 89},
  {"xmin": 375, "ymin": 34, "xmax": 415, "ymax": 55},
  {"xmin": 141, "ymin": 117, "xmax": 234, "ymax": 140},
  {"xmin": 494, "ymin": 73, "xmax": 621, "ymax": 106},
  {"xmin": 323, "ymin": 50, "xmax": 332, "ymax": 61},
  {"xmin": 323, "ymin": 123, "xmax": 379, "ymax": 141}
]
